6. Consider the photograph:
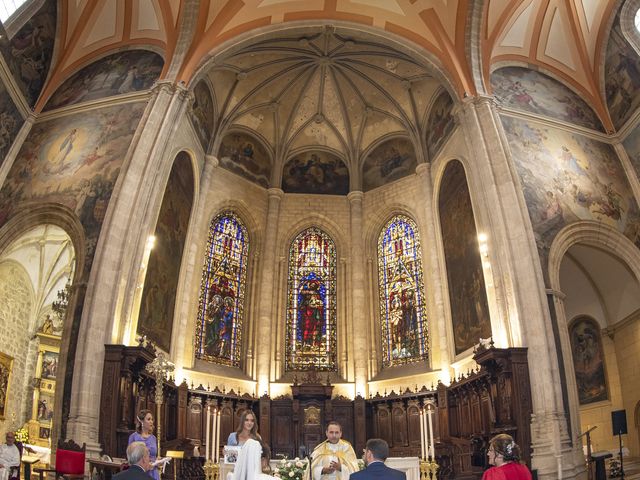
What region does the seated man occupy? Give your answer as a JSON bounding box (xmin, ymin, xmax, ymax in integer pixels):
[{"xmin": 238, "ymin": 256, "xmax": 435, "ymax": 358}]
[
  {"xmin": 310, "ymin": 422, "xmax": 358, "ymax": 480},
  {"xmin": 349, "ymin": 439, "xmax": 405, "ymax": 480},
  {"xmin": 113, "ymin": 442, "xmax": 151, "ymax": 480},
  {"xmin": 0, "ymin": 432, "xmax": 20, "ymax": 480}
]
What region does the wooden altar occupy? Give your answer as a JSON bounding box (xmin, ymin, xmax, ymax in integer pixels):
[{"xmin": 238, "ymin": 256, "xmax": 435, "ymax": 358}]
[{"xmin": 98, "ymin": 343, "xmax": 532, "ymax": 479}]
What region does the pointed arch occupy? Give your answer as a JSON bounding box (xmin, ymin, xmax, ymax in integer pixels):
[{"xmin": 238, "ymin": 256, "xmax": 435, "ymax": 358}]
[
  {"xmin": 377, "ymin": 214, "xmax": 429, "ymax": 367},
  {"xmin": 285, "ymin": 226, "xmax": 337, "ymax": 371},
  {"xmin": 194, "ymin": 211, "xmax": 249, "ymax": 367}
]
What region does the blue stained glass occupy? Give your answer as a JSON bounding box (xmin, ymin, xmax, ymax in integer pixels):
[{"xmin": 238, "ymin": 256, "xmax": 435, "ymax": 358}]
[
  {"xmin": 195, "ymin": 212, "xmax": 248, "ymax": 367},
  {"xmin": 378, "ymin": 215, "xmax": 428, "ymax": 367}
]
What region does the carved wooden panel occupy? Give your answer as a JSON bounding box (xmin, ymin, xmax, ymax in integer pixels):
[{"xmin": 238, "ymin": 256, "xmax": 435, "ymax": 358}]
[
  {"xmin": 271, "ymin": 401, "xmax": 294, "ymax": 458},
  {"xmin": 376, "ymin": 405, "xmax": 392, "ymax": 445},
  {"xmin": 392, "ymin": 402, "xmax": 407, "ymax": 447},
  {"xmin": 407, "ymin": 401, "xmax": 421, "ymax": 447}
]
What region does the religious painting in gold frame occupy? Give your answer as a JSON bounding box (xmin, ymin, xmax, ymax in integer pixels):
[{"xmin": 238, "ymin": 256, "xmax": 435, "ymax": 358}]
[{"xmin": 0, "ymin": 351, "xmax": 13, "ymax": 420}]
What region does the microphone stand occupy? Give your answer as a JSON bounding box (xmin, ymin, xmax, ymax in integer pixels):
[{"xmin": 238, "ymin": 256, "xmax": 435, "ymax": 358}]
[
  {"xmin": 577, "ymin": 425, "xmax": 598, "ymax": 480},
  {"xmin": 616, "ymin": 430, "xmax": 625, "ymax": 479}
]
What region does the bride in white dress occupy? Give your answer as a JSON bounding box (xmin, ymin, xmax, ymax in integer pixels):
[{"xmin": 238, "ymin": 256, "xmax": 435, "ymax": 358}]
[{"xmin": 228, "ymin": 438, "xmax": 278, "ymax": 480}]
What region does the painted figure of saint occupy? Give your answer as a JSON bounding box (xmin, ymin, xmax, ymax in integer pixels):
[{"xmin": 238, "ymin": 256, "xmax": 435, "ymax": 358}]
[{"xmin": 298, "ymin": 278, "xmax": 324, "ymax": 349}]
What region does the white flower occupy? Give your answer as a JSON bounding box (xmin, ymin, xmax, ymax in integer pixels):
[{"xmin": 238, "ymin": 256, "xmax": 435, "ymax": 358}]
[
  {"xmin": 294, "ymin": 457, "xmax": 300, "ymax": 461},
  {"xmin": 296, "ymin": 461, "xmax": 303, "ymax": 468},
  {"xmin": 289, "ymin": 471, "xmax": 295, "ymax": 477}
]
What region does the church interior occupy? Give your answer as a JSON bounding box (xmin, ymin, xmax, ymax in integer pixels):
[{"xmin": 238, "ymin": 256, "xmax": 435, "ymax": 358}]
[{"xmin": 1, "ymin": 1, "xmax": 640, "ymax": 479}]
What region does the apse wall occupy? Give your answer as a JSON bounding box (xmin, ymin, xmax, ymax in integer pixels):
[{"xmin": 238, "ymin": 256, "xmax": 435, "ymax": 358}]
[{"xmin": 178, "ymin": 163, "xmax": 269, "ymax": 393}]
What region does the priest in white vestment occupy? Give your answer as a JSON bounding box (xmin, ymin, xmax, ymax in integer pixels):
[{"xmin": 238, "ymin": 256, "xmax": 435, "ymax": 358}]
[
  {"xmin": 310, "ymin": 422, "xmax": 358, "ymax": 480},
  {"xmin": 0, "ymin": 432, "xmax": 20, "ymax": 480}
]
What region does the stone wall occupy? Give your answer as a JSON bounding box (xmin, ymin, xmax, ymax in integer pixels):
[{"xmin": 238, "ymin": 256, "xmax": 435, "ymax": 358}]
[{"xmin": 0, "ymin": 262, "xmax": 33, "ymax": 438}]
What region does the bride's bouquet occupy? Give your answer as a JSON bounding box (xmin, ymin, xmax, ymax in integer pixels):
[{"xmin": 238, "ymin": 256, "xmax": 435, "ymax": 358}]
[{"xmin": 274, "ymin": 457, "xmax": 308, "ymax": 480}]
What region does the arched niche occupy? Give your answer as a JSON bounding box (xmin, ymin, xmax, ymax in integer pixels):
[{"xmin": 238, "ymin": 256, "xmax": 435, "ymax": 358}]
[
  {"xmin": 437, "ymin": 160, "xmax": 491, "ymax": 356},
  {"xmin": 138, "ymin": 151, "xmax": 195, "ymax": 352}
]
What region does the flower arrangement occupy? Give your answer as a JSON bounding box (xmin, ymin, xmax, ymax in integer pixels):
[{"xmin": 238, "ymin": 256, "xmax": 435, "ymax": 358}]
[
  {"xmin": 274, "ymin": 457, "xmax": 308, "ymax": 480},
  {"xmin": 357, "ymin": 459, "xmax": 365, "ymax": 471},
  {"xmin": 15, "ymin": 427, "xmax": 29, "ymax": 443}
]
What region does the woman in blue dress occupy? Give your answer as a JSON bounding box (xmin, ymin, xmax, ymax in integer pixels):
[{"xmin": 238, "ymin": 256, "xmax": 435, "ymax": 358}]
[
  {"xmin": 227, "ymin": 410, "xmax": 261, "ymax": 446},
  {"xmin": 128, "ymin": 409, "xmax": 159, "ymax": 480}
]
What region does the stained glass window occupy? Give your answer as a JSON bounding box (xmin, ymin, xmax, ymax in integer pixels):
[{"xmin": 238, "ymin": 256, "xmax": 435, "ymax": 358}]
[
  {"xmin": 285, "ymin": 227, "xmax": 337, "ymax": 371},
  {"xmin": 377, "ymin": 215, "xmax": 428, "ymax": 367},
  {"xmin": 195, "ymin": 212, "xmax": 248, "ymax": 367}
]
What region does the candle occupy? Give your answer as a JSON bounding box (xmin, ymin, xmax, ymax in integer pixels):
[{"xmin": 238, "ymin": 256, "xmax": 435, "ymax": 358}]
[
  {"xmin": 214, "ymin": 408, "xmax": 218, "ymax": 463},
  {"xmin": 419, "ymin": 409, "xmax": 426, "ymax": 460},
  {"xmin": 206, "ymin": 405, "xmax": 211, "ymax": 461},
  {"xmin": 426, "ymin": 405, "xmax": 434, "ymax": 461},
  {"xmin": 215, "ymin": 410, "xmax": 221, "ymax": 462}
]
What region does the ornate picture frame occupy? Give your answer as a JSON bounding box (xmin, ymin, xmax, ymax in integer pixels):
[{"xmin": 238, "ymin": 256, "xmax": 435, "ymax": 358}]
[{"xmin": 0, "ymin": 351, "xmax": 13, "ymax": 420}]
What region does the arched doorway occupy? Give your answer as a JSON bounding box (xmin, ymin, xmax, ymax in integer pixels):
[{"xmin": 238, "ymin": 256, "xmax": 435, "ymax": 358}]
[{"xmin": 558, "ymin": 241, "xmax": 640, "ymax": 456}]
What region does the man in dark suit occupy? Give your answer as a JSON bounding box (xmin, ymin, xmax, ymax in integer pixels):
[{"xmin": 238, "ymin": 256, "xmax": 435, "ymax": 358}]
[
  {"xmin": 113, "ymin": 442, "xmax": 151, "ymax": 480},
  {"xmin": 349, "ymin": 438, "xmax": 405, "ymax": 480}
]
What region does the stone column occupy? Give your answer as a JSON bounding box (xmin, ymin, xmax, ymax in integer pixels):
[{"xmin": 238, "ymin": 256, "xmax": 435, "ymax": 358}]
[
  {"xmin": 415, "ymin": 163, "xmax": 451, "ymax": 377},
  {"xmin": 65, "ymin": 81, "xmax": 191, "ymax": 455},
  {"xmin": 456, "ymin": 96, "xmax": 582, "ymax": 478},
  {"xmin": 347, "ymin": 191, "xmax": 368, "ymax": 395},
  {"xmin": 255, "ymin": 188, "xmax": 283, "ymax": 395}
]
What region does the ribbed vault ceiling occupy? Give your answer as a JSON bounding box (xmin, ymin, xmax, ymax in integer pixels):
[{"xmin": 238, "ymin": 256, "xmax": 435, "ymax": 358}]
[{"xmin": 206, "ymin": 26, "xmax": 440, "ymax": 173}]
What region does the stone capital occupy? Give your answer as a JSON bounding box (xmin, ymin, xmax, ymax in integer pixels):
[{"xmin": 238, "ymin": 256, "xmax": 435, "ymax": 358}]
[
  {"xmin": 545, "ymin": 288, "xmax": 566, "ymax": 301},
  {"xmin": 347, "ymin": 190, "xmax": 364, "ymax": 203},
  {"xmin": 415, "ymin": 162, "xmax": 430, "ymax": 179},
  {"xmin": 205, "ymin": 154, "xmax": 219, "ymax": 167},
  {"xmin": 267, "ymin": 188, "xmax": 284, "ymax": 200}
]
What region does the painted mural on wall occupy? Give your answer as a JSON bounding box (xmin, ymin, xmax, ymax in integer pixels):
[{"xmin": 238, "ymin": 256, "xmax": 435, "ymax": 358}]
[
  {"xmin": 45, "ymin": 50, "xmax": 164, "ymax": 111},
  {"xmin": 283, "ymin": 150, "xmax": 349, "ymax": 195},
  {"xmin": 569, "ymin": 316, "xmax": 608, "ymax": 404},
  {"xmin": 491, "ymin": 67, "xmax": 603, "ymax": 131},
  {"xmin": 218, "ymin": 132, "xmax": 271, "ymax": 188},
  {"xmin": 0, "ymin": 79, "xmax": 23, "ymax": 168},
  {"xmin": 190, "ymin": 80, "xmax": 215, "ymax": 150},
  {"xmin": 605, "ymin": 15, "xmax": 640, "ymax": 130},
  {"xmin": 502, "ymin": 116, "xmax": 640, "ymax": 254},
  {"xmin": 438, "ymin": 161, "xmax": 492, "ymax": 355},
  {"xmin": 362, "ymin": 137, "xmax": 416, "ymax": 191},
  {"xmin": 138, "ymin": 152, "xmax": 194, "ymax": 352},
  {"xmin": 426, "ymin": 91, "xmax": 455, "ymax": 159},
  {"xmin": 0, "ymin": 102, "xmax": 146, "ymax": 262},
  {"xmin": 0, "ymin": 0, "xmax": 56, "ymax": 107},
  {"xmin": 622, "ymin": 122, "xmax": 640, "ymax": 179}
]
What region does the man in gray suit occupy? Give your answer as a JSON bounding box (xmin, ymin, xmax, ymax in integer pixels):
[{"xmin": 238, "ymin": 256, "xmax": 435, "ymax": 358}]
[
  {"xmin": 113, "ymin": 442, "xmax": 152, "ymax": 480},
  {"xmin": 349, "ymin": 439, "xmax": 405, "ymax": 480}
]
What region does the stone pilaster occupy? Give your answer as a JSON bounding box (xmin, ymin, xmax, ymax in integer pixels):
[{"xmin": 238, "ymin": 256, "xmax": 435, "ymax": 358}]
[
  {"xmin": 347, "ymin": 191, "xmax": 368, "ymax": 394},
  {"xmin": 65, "ymin": 81, "xmax": 191, "ymax": 454},
  {"xmin": 457, "ymin": 96, "xmax": 583, "ymax": 478},
  {"xmin": 255, "ymin": 188, "xmax": 283, "ymax": 395},
  {"xmin": 415, "ymin": 163, "xmax": 450, "ymax": 375},
  {"xmin": 173, "ymin": 154, "xmax": 219, "ymax": 369}
]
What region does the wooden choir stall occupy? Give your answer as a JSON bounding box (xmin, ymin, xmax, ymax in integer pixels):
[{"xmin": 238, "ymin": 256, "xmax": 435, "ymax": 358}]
[{"xmin": 98, "ymin": 342, "xmax": 533, "ymax": 479}]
